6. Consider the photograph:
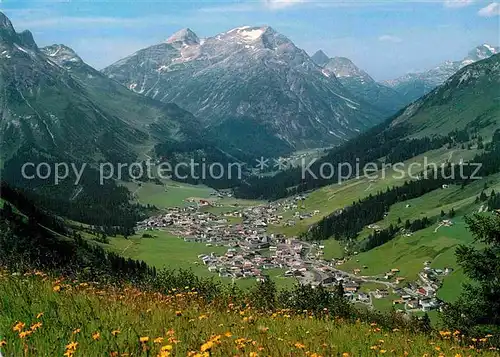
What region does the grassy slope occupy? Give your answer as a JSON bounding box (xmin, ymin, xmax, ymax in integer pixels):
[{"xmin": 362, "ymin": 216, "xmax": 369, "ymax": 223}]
[
  {"xmin": 121, "ymin": 180, "xmax": 214, "ymax": 208},
  {"xmin": 106, "ymin": 231, "xmax": 295, "ymax": 291},
  {"xmin": 392, "ymin": 54, "xmax": 500, "ymax": 141},
  {"xmin": 336, "ymin": 175, "xmax": 500, "ymax": 311},
  {"xmin": 340, "ymin": 175, "xmax": 500, "ymax": 278},
  {"xmin": 122, "ymin": 180, "xmax": 264, "ymax": 212},
  {"xmin": 268, "ymin": 147, "xmax": 479, "ymax": 237},
  {"xmin": 0, "ymin": 272, "xmax": 497, "ymax": 356}
]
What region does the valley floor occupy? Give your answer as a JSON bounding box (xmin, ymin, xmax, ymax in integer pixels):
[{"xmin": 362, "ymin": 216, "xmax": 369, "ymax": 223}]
[{"xmin": 80, "ymin": 144, "xmax": 499, "ymax": 329}]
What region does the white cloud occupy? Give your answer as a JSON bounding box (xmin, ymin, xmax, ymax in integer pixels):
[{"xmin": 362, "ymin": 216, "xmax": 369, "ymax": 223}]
[
  {"xmin": 263, "ymin": 0, "xmax": 307, "ymax": 10},
  {"xmin": 443, "ymin": 0, "xmax": 475, "ymax": 8},
  {"xmin": 378, "ymin": 35, "xmax": 402, "ymax": 43},
  {"xmin": 478, "ymin": 2, "xmax": 500, "ymax": 17}
]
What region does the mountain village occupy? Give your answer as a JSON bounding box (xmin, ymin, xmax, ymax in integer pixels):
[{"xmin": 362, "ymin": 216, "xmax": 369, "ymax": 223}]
[{"xmin": 138, "ymin": 195, "xmax": 452, "ymax": 314}]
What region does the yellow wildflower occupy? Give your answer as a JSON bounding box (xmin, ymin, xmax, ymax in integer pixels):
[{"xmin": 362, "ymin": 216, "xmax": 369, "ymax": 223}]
[
  {"xmin": 30, "ymin": 322, "xmax": 42, "ymax": 331},
  {"xmin": 65, "ymin": 341, "xmax": 78, "ymax": 351},
  {"xmin": 200, "ymin": 340, "xmax": 214, "ymax": 352},
  {"xmin": 19, "ymin": 330, "xmax": 33, "ymax": 339},
  {"xmin": 13, "ymin": 321, "xmax": 25, "ymax": 332}
]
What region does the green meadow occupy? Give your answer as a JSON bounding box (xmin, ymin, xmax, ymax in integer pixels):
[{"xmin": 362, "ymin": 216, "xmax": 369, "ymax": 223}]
[
  {"xmin": 107, "ymin": 230, "xmax": 295, "ymax": 290},
  {"xmin": 268, "ymin": 147, "xmax": 480, "ymax": 237},
  {"xmin": 121, "ymin": 180, "xmax": 213, "ymax": 208}
]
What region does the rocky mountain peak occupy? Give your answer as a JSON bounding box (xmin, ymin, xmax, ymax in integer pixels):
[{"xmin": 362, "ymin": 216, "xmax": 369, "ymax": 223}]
[
  {"xmin": 0, "ymin": 12, "xmax": 14, "ymax": 31},
  {"xmin": 42, "ymin": 44, "xmax": 83, "ymax": 65},
  {"xmin": 323, "ymin": 57, "xmax": 372, "ymax": 82},
  {"xmin": 0, "ymin": 13, "xmax": 38, "ymax": 52},
  {"xmin": 166, "ymin": 28, "xmax": 200, "ymax": 46},
  {"xmin": 465, "ymin": 43, "xmax": 499, "ymax": 62},
  {"xmin": 18, "ymin": 30, "xmax": 38, "ymax": 50},
  {"xmin": 311, "ymin": 50, "xmax": 330, "ymax": 67},
  {"xmin": 0, "ymin": 11, "xmax": 18, "ymax": 44}
]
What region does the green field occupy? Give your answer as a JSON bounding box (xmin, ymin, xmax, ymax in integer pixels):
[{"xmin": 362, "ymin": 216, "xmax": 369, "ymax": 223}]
[
  {"xmin": 268, "ymin": 147, "xmax": 480, "ymax": 237},
  {"xmin": 122, "ymin": 180, "xmax": 265, "ymax": 213},
  {"xmin": 107, "ymin": 230, "xmax": 225, "ymax": 276},
  {"xmin": 107, "ymin": 230, "xmax": 294, "ymax": 290},
  {"xmin": 321, "ymin": 239, "xmax": 345, "ymax": 260},
  {"xmin": 121, "ymin": 180, "xmax": 214, "ymax": 208},
  {"xmin": 340, "ymin": 218, "xmax": 474, "ymax": 293}
]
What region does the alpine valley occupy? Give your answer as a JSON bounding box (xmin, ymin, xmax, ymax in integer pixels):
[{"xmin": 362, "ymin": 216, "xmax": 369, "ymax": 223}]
[{"xmin": 0, "ymin": 9, "xmax": 500, "ymax": 356}]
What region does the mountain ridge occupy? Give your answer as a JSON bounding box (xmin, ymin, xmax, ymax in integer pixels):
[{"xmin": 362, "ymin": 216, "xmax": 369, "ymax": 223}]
[
  {"xmin": 103, "ymin": 26, "xmax": 386, "ymax": 157},
  {"xmin": 383, "ymin": 44, "xmax": 499, "ymax": 104},
  {"xmin": 311, "ymin": 51, "xmax": 406, "ymax": 115},
  {"xmin": 0, "ymin": 11, "xmax": 207, "ymax": 165}
]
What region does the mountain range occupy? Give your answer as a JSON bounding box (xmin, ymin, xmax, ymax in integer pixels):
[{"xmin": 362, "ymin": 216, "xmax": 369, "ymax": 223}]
[
  {"xmin": 383, "ymin": 44, "xmax": 499, "ymax": 105},
  {"xmin": 237, "ymin": 52, "xmax": 500, "ymax": 199},
  {"xmin": 1, "ymin": 10, "xmax": 498, "ymax": 167},
  {"xmin": 311, "ymin": 50, "xmax": 406, "ymax": 115},
  {"xmin": 0, "ymin": 13, "xmax": 200, "ymax": 164},
  {"xmin": 391, "ymin": 52, "xmax": 500, "ymax": 138},
  {"xmin": 103, "ymin": 26, "xmax": 386, "ymax": 156}
]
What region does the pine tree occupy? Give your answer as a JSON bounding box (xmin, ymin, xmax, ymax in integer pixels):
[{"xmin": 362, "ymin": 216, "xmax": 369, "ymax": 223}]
[
  {"xmin": 442, "ymin": 213, "xmax": 500, "ymax": 334},
  {"xmin": 335, "ymin": 281, "xmax": 345, "ymax": 298}
]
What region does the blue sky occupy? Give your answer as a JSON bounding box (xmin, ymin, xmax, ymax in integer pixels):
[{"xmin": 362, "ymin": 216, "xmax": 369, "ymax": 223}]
[{"xmin": 1, "ymin": 0, "xmax": 499, "ymax": 80}]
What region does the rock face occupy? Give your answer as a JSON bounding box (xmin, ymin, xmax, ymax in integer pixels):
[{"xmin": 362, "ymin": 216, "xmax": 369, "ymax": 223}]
[
  {"xmin": 311, "ymin": 50, "xmax": 330, "ymax": 67},
  {"xmin": 0, "ymin": 12, "xmax": 201, "ymax": 163},
  {"xmin": 103, "ymin": 26, "xmax": 386, "ymax": 156},
  {"xmin": 312, "ymin": 52, "xmax": 406, "ymax": 115},
  {"xmin": 383, "ymin": 44, "xmax": 500, "ymax": 105}
]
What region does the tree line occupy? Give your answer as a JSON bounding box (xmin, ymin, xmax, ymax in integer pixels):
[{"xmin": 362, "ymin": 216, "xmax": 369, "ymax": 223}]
[
  {"xmin": 302, "ymin": 130, "xmax": 500, "ymax": 242},
  {"xmin": 234, "ymin": 119, "xmax": 486, "ymax": 200},
  {"xmin": 360, "ymin": 216, "xmax": 433, "ymax": 252}
]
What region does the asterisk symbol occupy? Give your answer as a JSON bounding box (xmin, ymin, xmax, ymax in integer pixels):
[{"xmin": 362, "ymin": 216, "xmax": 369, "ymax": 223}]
[
  {"xmin": 273, "ymin": 157, "xmax": 288, "ymax": 171},
  {"xmin": 255, "ymin": 156, "xmax": 269, "ymax": 171}
]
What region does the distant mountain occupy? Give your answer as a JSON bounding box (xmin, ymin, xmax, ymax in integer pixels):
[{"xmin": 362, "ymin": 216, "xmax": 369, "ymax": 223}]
[
  {"xmin": 0, "ymin": 12, "xmax": 200, "ymax": 163},
  {"xmin": 391, "ymin": 53, "xmax": 500, "ymax": 138},
  {"xmin": 237, "ymin": 54, "xmax": 500, "ymax": 200},
  {"xmin": 311, "ymin": 51, "xmax": 406, "ymax": 115},
  {"xmin": 103, "ymin": 26, "xmax": 386, "ymax": 157},
  {"xmin": 310, "ymin": 49, "xmax": 329, "ymax": 67},
  {"xmin": 384, "ymin": 44, "xmax": 499, "ymax": 105}
]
